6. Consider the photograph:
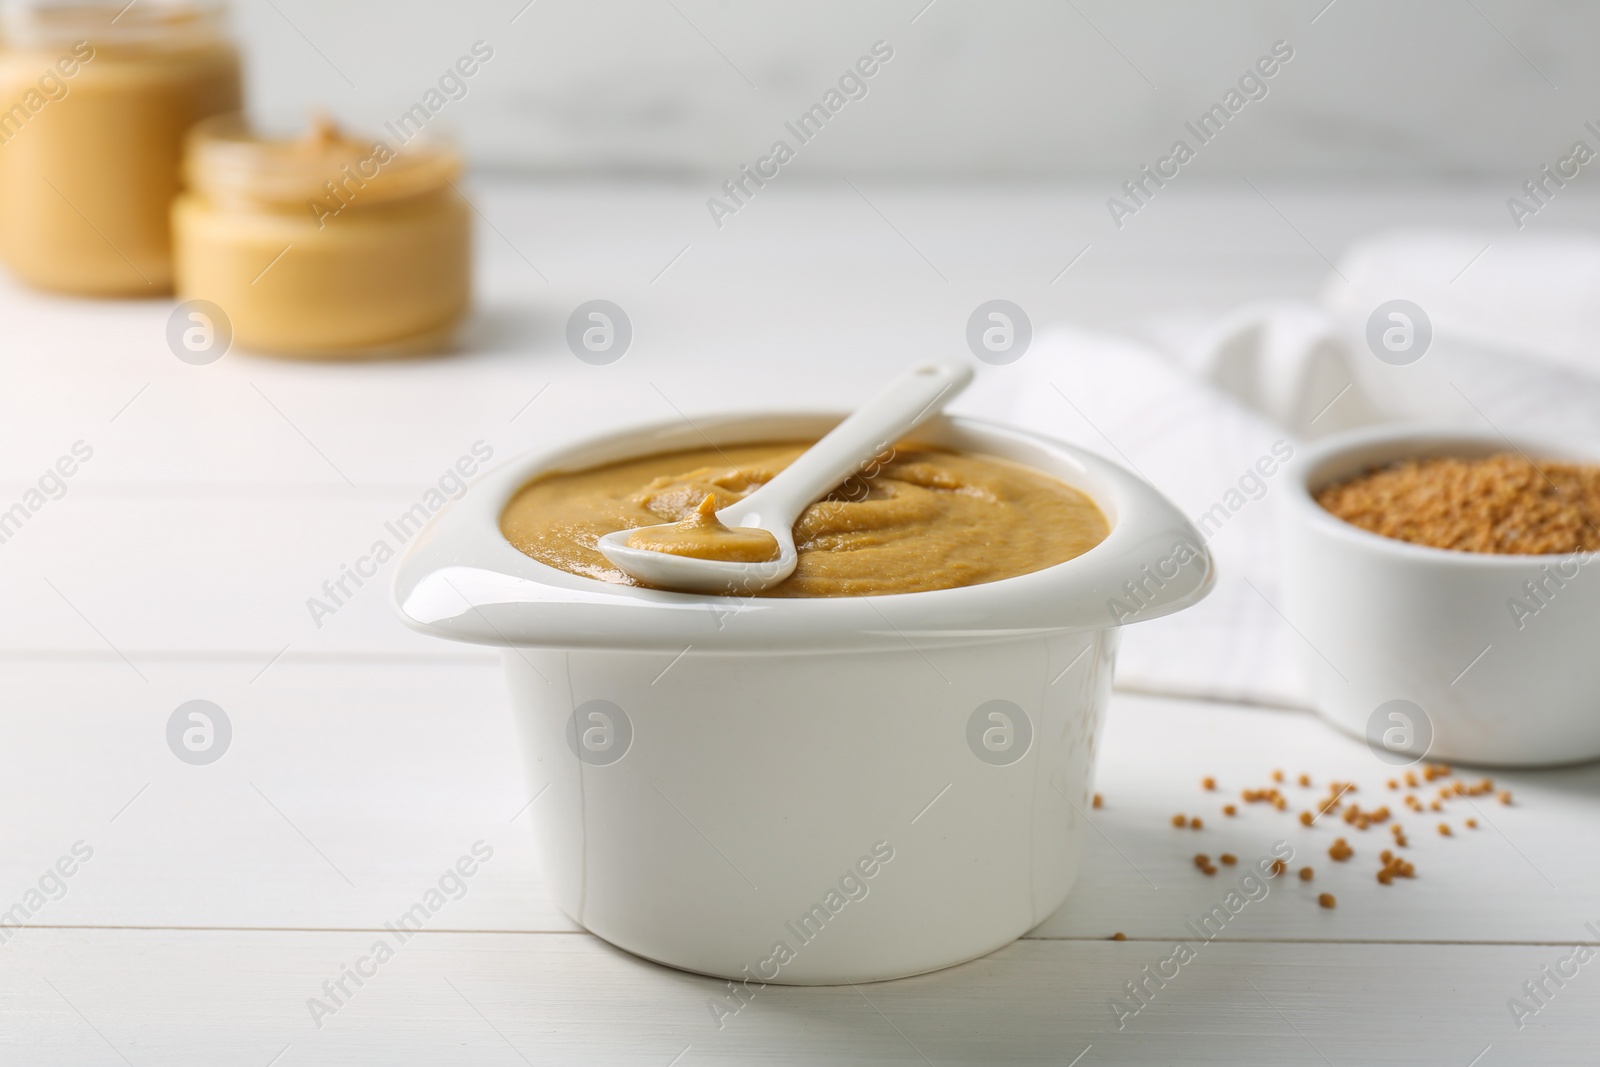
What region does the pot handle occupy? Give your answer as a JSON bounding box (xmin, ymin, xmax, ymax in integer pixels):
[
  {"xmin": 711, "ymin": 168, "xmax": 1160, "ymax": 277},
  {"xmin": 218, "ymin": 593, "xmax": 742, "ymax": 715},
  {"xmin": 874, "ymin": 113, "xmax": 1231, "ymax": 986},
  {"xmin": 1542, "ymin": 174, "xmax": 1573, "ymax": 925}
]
[{"xmin": 1062, "ymin": 448, "xmax": 1216, "ymax": 630}]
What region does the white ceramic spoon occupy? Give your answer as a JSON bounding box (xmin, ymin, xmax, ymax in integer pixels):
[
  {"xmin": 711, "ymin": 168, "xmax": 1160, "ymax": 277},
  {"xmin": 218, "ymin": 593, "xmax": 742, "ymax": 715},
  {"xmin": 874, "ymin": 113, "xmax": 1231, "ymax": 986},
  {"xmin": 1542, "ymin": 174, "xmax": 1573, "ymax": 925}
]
[{"xmin": 597, "ymin": 360, "xmax": 975, "ymax": 594}]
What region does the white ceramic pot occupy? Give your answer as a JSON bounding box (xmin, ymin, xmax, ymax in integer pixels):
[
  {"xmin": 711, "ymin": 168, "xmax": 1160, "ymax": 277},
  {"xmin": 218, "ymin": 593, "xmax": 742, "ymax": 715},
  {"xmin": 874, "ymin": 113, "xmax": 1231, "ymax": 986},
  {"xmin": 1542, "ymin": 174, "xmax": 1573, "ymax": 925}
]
[
  {"xmin": 1282, "ymin": 424, "xmax": 1600, "ymax": 768},
  {"xmin": 393, "ymin": 413, "xmax": 1212, "ymax": 983}
]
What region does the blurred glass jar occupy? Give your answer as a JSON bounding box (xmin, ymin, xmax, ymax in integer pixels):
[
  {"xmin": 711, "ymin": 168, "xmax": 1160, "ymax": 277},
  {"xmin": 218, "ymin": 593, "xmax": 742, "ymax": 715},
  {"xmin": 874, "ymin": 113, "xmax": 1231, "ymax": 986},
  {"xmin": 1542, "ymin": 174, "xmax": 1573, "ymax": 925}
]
[
  {"xmin": 0, "ymin": 0, "xmax": 241, "ymax": 295},
  {"xmin": 173, "ymin": 115, "xmax": 472, "ymax": 358}
]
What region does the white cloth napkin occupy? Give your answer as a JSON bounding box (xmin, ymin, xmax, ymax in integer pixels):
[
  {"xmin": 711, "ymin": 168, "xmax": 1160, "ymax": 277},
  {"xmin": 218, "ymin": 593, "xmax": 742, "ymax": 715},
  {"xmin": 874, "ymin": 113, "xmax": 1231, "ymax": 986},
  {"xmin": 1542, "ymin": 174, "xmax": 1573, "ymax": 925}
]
[
  {"xmin": 1325, "ymin": 230, "xmax": 1600, "ymax": 378},
  {"xmin": 955, "ymin": 328, "xmax": 1310, "ymax": 709},
  {"xmin": 1184, "ymin": 232, "xmax": 1600, "ymax": 444},
  {"xmin": 963, "ymin": 229, "xmax": 1600, "ymax": 710}
]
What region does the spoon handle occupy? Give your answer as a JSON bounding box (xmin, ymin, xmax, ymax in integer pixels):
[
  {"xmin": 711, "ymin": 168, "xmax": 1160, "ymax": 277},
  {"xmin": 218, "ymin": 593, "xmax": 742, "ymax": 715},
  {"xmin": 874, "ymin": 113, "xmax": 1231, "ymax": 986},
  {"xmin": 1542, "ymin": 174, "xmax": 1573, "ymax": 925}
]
[{"xmin": 722, "ymin": 361, "xmax": 974, "ymax": 530}]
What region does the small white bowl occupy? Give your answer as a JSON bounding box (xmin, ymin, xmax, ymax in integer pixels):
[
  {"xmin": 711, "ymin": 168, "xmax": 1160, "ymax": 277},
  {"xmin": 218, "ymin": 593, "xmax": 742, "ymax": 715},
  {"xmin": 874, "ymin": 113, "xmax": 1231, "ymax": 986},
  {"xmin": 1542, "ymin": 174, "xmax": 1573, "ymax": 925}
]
[
  {"xmin": 1282, "ymin": 424, "xmax": 1600, "ymax": 768},
  {"xmin": 393, "ymin": 412, "xmax": 1212, "ymax": 983}
]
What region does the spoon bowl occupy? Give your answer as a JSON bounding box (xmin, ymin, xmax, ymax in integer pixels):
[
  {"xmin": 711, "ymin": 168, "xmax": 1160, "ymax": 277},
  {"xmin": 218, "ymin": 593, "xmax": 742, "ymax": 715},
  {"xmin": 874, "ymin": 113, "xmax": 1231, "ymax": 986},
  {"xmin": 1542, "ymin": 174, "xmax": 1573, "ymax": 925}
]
[
  {"xmin": 595, "ymin": 528, "xmax": 798, "ymax": 595},
  {"xmin": 596, "ymin": 361, "xmax": 974, "ymax": 594}
]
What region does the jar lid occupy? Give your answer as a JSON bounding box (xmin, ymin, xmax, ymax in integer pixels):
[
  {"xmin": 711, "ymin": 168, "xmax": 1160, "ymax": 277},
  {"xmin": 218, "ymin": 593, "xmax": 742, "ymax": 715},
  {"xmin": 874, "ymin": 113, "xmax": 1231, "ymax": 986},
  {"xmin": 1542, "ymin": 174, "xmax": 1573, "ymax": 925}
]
[
  {"xmin": 185, "ymin": 113, "xmax": 462, "ymax": 210},
  {"xmin": 0, "ymin": 0, "xmax": 227, "ymax": 50}
]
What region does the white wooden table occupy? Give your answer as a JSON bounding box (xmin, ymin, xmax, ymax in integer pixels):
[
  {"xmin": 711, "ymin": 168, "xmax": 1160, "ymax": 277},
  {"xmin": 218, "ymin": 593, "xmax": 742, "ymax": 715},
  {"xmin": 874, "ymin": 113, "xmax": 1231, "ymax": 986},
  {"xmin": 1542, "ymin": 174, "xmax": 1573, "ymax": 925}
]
[{"xmin": 2, "ymin": 180, "xmax": 1597, "ymax": 1065}]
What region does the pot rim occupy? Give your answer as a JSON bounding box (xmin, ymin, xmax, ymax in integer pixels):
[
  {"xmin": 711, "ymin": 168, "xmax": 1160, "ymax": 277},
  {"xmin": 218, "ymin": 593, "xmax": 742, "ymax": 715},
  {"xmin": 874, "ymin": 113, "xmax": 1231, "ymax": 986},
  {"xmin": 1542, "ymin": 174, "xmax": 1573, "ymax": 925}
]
[{"xmin": 390, "ymin": 412, "xmax": 1213, "ymax": 653}]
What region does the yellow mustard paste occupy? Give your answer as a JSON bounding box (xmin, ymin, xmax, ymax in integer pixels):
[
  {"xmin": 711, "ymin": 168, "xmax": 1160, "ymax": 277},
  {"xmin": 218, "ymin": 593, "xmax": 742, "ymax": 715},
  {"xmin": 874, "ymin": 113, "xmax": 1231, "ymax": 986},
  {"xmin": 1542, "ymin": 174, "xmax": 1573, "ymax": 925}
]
[
  {"xmin": 500, "ymin": 442, "xmax": 1109, "ymax": 597},
  {"xmin": 0, "ymin": 2, "xmax": 241, "ymax": 295},
  {"xmin": 173, "ymin": 115, "xmax": 470, "ymax": 357}
]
